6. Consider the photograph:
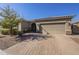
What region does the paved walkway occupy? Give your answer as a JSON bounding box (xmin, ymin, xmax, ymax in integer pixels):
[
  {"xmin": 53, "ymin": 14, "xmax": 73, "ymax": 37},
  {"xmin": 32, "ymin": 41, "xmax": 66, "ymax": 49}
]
[
  {"xmin": 4, "ymin": 34, "xmax": 79, "ymax": 55},
  {"xmin": 0, "ymin": 49, "xmax": 7, "ymax": 55}
]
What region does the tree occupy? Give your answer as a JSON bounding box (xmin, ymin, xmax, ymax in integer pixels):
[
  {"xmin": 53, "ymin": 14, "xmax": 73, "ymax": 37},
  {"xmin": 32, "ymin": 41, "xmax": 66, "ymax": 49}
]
[{"xmin": 0, "ymin": 6, "xmax": 20, "ymax": 36}]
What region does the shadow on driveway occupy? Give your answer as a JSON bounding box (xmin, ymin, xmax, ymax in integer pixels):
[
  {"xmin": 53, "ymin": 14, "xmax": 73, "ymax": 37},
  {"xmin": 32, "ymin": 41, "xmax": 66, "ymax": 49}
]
[{"xmin": 16, "ymin": 33, "xmax": 52, "ymax": 41}]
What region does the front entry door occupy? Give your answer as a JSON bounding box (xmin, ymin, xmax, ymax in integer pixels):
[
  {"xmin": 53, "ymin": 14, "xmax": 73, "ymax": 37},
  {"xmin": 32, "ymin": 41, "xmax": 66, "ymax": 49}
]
[{"xmin": 31, "ymin": 23, "xmax": 36, "ymax": 32}]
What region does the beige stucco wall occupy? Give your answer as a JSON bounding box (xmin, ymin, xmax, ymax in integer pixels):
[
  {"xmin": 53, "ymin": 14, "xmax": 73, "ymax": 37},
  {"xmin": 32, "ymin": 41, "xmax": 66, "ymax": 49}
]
[
  {"xmin": 36, "ymin": 19, "xmax": 72, "ymax": 35},
  {"xmin": 36, "ymin": 20, "xmax": 66, "ymax": 24},
  {"xmin": 65, "ymin": 21, "xmax": 72, "ymax": 34},
  {"xmin": 77, "ymin": 23, "xmax": 79, "ymax": 27},
  {"xmin": 18, "ymin": 22, "xmax": 21, "ymax": 31}
]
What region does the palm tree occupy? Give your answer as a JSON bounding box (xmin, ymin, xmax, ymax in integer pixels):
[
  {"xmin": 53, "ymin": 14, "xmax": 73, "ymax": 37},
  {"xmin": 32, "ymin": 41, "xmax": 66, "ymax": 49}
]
[{"xmin": 0, "ymin": 5, "xmax": 20, "ymax": 36}]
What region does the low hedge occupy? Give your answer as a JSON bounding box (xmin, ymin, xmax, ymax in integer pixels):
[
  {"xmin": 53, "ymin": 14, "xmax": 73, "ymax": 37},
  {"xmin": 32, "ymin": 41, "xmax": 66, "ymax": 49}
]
[
  {"xmin": 1, "ymin": 29, "xmax": 20, "ymax": 35},
  {"xmin": 1, "ymin": 29, "xmax": 9, "ymax": 35}
]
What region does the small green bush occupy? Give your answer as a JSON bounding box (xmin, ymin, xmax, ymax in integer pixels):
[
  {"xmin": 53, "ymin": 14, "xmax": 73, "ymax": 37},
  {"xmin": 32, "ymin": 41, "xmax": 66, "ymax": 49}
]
[
  {"xmin": 17, "ymin": 31, "xmax": 23, "ymax": 36},
  {"xmin": 1, "ymin": 28, "xmax": 19, "ymax": 35},
  {"xmin": 1, "ymin": 29, "xmax": 9, "ymax": 35},
  {"xmin": 12, "ymin": 29, "xmax": 18, "ymax": 35},
  {"xmin": 23, "ymin": 29, "xmax": 31, "ymax": 33}
]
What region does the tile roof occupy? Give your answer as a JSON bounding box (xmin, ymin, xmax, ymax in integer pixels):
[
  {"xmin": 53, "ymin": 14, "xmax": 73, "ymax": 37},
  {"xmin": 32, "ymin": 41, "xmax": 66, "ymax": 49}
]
[{"xmin": 32, "ymin": 15, "xmax": 74, "ymax": 22}]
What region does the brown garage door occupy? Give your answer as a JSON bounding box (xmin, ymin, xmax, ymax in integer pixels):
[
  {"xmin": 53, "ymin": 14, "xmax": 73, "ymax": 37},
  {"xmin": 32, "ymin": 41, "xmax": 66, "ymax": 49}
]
[{"xmin": 41, "ymin": 23, "xmax": 65, "ymax": 34}]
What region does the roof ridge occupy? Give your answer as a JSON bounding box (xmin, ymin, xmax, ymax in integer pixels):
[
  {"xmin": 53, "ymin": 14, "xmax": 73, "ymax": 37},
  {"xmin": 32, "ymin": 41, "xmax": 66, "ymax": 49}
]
[
  {"xmin": 32, "ymin": 15, "xmax": 75, "ymax": 22},
  {"xmin": 34, "ymin": 15, "xmax": 74, "ymax": 20}
]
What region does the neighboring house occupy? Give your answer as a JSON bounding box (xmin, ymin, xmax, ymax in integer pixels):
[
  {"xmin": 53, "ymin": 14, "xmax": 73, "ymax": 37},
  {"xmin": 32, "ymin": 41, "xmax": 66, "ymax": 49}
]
[
  {"xmin": 73, "ymin": 22, "xmax": 79, "ymax": 27},
  {"xmin": 72, "ymin": 21, "xmax": 79, "ymax": 34},
  {"xmin": 18, "ymin": 15, "xmax": 74, "ymax": 35}
]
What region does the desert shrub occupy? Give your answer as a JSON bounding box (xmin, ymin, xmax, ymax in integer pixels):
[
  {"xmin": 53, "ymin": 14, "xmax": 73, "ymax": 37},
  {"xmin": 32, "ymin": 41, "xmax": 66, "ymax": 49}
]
[
  {"xmin": 1, "ymin": 29, "xmax": 9, "ymax": 35},
  {"xmin": 17, "ymin": 31, "xmax": 23, "ymax": 36},
  {"xmin": 23, "ymin": 28, "xmax": 31, "ymax": 33},
  {"xmin": 23, "ymin": 29, "xmax": 27, "ymax": 33},
  {"xmin": 23, "ymin": 30, "xmax": 29, "ymax": 33},
  {"xmin": 12, "ymin": 29, "xmax": 18, "ymax": 35},
  {"xmin": 1, "ymin": 28, "xmax": 19, "ymax": 35}
]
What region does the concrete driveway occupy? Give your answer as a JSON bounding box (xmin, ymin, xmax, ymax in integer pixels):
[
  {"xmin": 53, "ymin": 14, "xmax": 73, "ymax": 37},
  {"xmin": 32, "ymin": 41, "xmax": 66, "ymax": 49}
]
[{"xmin": 4, "ymin": 33, "xmax": 79, "ymax": 55}]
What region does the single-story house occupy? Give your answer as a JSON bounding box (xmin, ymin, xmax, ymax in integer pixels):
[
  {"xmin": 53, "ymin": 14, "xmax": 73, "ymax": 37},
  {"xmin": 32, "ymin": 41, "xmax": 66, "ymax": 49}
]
[{"xmin": 18, "ymin": 15, "xmax": 74, "ymax": 35}]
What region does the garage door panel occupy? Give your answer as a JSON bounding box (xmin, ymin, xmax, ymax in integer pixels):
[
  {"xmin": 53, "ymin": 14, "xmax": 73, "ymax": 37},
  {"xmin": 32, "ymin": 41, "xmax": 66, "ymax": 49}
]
[{"xmin": 41, "ymin": 23, "xmax": 65, "ymax": 34}]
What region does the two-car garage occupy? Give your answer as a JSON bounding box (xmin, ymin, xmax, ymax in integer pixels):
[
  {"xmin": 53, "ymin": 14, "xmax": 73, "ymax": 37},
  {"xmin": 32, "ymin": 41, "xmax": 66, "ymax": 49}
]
[
  {"xmin": 41, "ymin": 23, "xmax": 65, "ymax": 34},
  {"xmin": 34, "ymin": 16, "xmax": 73, "ymax": 35}
]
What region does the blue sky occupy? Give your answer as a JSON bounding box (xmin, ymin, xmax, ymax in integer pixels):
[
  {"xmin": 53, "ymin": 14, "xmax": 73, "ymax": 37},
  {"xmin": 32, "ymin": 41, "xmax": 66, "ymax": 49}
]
[{"xmin": 0, "ymin": 3, "xmax": 79, "ymax": 22}]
